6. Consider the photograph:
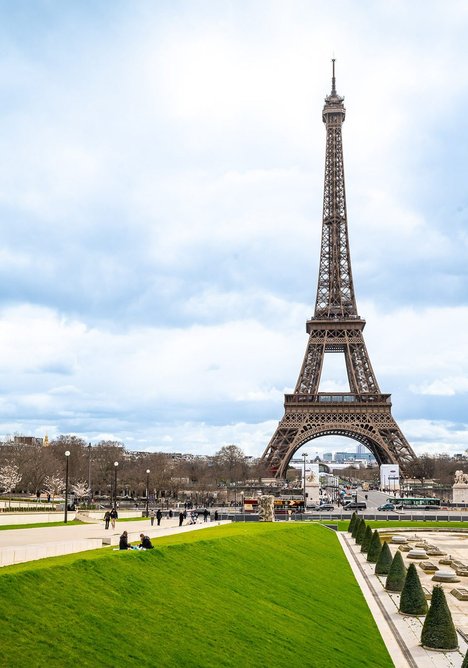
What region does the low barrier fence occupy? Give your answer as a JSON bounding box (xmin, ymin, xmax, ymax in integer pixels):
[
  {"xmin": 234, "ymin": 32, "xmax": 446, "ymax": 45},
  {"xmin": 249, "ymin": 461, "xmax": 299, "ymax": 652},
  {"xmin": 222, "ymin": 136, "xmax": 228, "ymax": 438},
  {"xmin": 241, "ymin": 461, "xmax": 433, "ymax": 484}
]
[{"xmin": 219, "ymin": 512, "xmax": 468, "ymax": 523}]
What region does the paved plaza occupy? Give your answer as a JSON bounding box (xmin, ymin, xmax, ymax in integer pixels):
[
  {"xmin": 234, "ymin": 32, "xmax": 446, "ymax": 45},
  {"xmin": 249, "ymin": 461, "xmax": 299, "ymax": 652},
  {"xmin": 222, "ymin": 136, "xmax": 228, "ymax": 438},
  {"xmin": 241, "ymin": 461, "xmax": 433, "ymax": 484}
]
[{"xmin": 340, "ymin": 529, "xmax": 468, "ymax": 668}]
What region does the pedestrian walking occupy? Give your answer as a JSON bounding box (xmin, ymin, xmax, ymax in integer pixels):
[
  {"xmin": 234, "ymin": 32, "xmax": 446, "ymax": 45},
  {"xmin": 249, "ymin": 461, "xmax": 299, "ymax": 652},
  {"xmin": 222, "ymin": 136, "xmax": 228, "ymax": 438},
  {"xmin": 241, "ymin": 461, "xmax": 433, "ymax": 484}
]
[
  {"xmin": 203, "ymin": 509, "xmax": 209, "ymax": 523},
  {"xmin": 150, "ymin": 509, "xmax": 155, "ymax": 526},
  {"xmin": 104, "ymin": 510, "xmax": 111, "ymax": 529},
  {"xmin": 168, "ymin": 509, "xmax": 173, "ymax": 518},
  {"xmin": 178, "ymin": 511, "xmax": 184, "ymax": 527},
  {"xmin": 214, "ymin": 510, "xmax": 219, "ymax": 521},
  {"xmin": 110, "ymin": 507, "xmax": 118, "ymax": 529},
  {"xmin": 156, "ymin": 509, "xmax": 162, "ymax": 526}
]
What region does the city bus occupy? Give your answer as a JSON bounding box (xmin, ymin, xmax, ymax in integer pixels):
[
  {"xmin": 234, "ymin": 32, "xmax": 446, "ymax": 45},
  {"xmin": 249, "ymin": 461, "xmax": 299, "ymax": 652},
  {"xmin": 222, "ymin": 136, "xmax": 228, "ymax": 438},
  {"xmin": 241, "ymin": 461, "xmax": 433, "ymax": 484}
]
[{"xmin": 387, "ymin": 497, "xmax": 441, "ymax": 510}]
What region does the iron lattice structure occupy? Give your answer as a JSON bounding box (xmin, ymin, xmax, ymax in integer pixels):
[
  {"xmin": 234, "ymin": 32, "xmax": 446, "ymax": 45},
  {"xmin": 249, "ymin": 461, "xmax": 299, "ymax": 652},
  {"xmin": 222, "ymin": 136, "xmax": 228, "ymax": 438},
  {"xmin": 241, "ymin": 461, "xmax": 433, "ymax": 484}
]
[{"xmin": 261, "ymin": 63, "xmax": 416, "ymax": 478}]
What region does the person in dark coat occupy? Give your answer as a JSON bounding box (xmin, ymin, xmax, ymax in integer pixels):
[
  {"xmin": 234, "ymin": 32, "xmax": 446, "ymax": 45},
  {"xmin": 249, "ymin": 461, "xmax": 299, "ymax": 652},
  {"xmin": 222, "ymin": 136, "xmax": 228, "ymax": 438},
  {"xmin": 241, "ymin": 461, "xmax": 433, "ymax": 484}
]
[
  {"xmin": 119, "ymin": 531, "xmax": 130, "ymax": 550},
  {"xmin": 203, "ymin": 509, "xmax": 209, "ymax": 523},
  {"xmin": 214, "ymin": 510, "xmax": 219, "ymax": 521},
  {"xmin": 178, "ymin": 511, "xmax": 184, "ymax": 527},
  {"xmin": 139, "ymin": 534, "xmax": 153, "ymax": 549},
  {"xmin": 104, "ymin": 510, "xmax": 111, "ymax": 529},
  {"xmin": 168, "ymin": 509, "xmax": 173, "ymax": 518},
  {"xmin": 156, "ymin": 509, "xmax": 162, "ymax": 526},
  {"xmin": 110, "ymin": 507, "xmax": 118, "ymax": 529}
]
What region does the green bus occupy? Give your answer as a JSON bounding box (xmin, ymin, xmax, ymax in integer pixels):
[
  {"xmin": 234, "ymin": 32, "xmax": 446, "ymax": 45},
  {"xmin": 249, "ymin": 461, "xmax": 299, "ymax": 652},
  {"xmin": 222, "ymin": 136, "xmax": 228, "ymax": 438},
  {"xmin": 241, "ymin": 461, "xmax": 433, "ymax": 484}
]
[{"xmin": 387, "ymin": 497, "xmax": 441, "ymax": 510}]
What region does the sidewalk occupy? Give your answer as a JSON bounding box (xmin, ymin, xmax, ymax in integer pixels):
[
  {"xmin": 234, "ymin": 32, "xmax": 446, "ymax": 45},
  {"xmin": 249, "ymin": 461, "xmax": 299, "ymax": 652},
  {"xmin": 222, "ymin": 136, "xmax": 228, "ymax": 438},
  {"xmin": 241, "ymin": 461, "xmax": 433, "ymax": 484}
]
[
  {"xmin": 338, "ymin": 532, "xmax": 468, "ymax": 668},
  {"xmin": 0, "ymin": 517, "xmax": 228, "ymax": 567}
]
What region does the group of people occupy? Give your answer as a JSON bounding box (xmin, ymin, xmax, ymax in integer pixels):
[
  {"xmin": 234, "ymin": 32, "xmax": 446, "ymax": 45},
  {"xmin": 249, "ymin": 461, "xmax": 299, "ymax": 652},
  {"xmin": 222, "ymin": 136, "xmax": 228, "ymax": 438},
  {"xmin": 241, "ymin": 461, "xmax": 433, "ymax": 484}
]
[{"xmin": 119, "ymin": 531, "xmax": 154, "ymax": 551}]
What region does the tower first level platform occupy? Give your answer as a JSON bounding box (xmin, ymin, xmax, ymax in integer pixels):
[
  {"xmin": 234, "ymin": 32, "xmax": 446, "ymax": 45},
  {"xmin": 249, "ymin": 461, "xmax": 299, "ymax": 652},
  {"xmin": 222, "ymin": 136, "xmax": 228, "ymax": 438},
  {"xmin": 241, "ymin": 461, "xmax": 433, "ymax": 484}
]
[{"xmin": 264, "ymin": 392, "xmax": 415, "ymax": 478}]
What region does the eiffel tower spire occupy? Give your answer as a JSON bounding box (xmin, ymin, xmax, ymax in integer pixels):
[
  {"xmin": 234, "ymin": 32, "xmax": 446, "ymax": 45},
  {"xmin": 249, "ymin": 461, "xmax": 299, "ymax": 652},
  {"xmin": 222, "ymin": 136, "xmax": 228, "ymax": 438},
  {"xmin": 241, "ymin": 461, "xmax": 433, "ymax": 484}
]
[{"xmin": 261, "ymin": 62, "xmax": 416, "ymax": 477}]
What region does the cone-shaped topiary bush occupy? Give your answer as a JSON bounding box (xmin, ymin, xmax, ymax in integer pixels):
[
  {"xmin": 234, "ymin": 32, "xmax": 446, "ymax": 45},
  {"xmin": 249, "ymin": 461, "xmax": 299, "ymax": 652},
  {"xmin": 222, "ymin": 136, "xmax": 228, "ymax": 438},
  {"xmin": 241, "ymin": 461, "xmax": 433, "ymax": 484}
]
[
  {"xmin": 348, "ymin": 512, "xmax": 357, "ymax": 533},
  {"xmin": 421, "ymin": 585, "xmax": 458, "ymax": 650},
  {"xmin": 385, "ymin": 550, "xmax": 406, "ymax": 591},
  {"xmin": 367, "ymin": 530, "xmax": 382, "ymax": 563},
  {"xmin": 351, "ymin": 515, "xmax": 361, "ymax": 539},
  {"xmin": 399, "ymin": 563, "xmax": 428, "ymax": 616},
  {"xmin": 461, "ymin": 648, "xmax": 468, "ymax": 667},
  {"xmin": 375, "ymin": 541, "xmax": 393, "ymax": 575},
  {"xmin": 361, "ymin": 525, "xmax": 373, "ymax": 553},
  {"xmin": 355, "ymin": 518, "xmax": 367, "ymax": 545}
]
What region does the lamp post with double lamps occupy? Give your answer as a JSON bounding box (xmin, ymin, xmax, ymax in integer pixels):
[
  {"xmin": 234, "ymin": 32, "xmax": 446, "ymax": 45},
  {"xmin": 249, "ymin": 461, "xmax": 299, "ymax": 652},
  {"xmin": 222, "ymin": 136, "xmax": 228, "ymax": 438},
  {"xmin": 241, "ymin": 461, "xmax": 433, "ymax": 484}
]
[
  {"xmin": 302, "ymin": 453, "xmax": 308, "ymax": 513},
  {"xmin": 146, "ymin": 469, "xmax": 150, "ymax": 517},
  {"xmin": 64, "ymin": 450, "xmax": 71, "ymax": 523},
  {"xmin": 88, "ymin": 442, "xmax": 92, "ymax": 507},
  {"xmin": 113, "ymin": 461, "xmax": 119, "ymax": 509}
]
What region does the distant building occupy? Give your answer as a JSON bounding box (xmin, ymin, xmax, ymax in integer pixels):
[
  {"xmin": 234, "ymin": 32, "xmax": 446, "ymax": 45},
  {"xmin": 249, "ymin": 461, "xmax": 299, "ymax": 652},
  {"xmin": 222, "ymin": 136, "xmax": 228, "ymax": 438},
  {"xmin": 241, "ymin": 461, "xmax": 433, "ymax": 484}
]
[{"xmin": 13, "ymin": 436, "xmax": 44, "ymax": 447}]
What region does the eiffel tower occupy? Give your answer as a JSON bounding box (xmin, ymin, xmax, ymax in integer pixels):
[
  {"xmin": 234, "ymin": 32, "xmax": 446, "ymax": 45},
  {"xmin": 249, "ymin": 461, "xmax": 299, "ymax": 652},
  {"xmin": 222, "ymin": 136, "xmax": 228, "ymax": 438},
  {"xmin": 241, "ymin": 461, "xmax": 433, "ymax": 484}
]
[{"xmin": 261, "ymin": 61, "xmax": 416, "ymax": 478}]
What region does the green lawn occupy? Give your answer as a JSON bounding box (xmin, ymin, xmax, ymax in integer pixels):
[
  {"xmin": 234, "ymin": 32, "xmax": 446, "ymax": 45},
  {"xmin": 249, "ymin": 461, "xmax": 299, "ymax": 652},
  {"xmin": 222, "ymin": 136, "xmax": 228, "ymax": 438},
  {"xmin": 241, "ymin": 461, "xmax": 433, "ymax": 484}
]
[
  {"xmin": 0, "ymin": 523, "xmax": 391, "ymax": 668},
  {"xmin": 328, "ymin": 519, "xmax": 468, "ymax": 532},
  {"xmin": 0, "ymin": 520, "xmax": 82, "ymax": 531}
]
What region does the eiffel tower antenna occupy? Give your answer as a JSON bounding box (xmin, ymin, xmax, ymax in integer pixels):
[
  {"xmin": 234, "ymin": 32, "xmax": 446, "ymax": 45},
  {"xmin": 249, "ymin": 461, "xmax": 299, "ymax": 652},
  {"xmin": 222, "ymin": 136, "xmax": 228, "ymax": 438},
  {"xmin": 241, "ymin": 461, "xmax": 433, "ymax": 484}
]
[
  {"xmin": 331, "ymin": 57, "xmax": 336, "ymax": 96},
  {"xmin": 260, "ymin": 66, "xmax": 416, "ymax": 478}
]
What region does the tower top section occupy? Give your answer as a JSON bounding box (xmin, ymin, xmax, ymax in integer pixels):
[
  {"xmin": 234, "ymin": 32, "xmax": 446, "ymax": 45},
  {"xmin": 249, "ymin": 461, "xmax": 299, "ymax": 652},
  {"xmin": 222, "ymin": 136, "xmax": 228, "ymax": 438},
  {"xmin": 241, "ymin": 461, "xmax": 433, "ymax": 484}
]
[
  {"xmin": 314, "ymin": 58, "xmax": 357, "ymax": 319},
  {"xmin": 322, "ymin": 58, "xmax": 346, "ymax": 125}
]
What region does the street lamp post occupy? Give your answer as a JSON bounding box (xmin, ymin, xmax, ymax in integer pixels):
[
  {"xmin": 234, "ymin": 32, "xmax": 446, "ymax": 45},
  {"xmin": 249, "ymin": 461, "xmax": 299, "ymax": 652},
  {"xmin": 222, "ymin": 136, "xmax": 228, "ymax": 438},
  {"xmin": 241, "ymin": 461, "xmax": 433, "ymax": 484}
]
[
  {"xmin": 64, "ymin": 450, "xmax": 71, "ymax": 523},
  {"xmin": 302, "ymin": 453, "xmax": 308, "ymax": 513},
  {"xmin": 114, "ymin": 462, "xmax": 119, "ymax": 509},
  {"xmin": 88, "ymin": 443, "xmax": 92, "ymax": 507},
  {"xmin": 146, "ymin": 469, "xmax": 150, "ymax": 517}
]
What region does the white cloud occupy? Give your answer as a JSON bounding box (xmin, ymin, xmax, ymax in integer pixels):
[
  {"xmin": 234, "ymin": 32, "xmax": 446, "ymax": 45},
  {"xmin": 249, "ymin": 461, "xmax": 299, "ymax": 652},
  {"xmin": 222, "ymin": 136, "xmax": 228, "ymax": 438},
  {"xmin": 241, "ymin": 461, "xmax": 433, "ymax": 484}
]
[{"xmin": 0, "ymin": 2, "xmax": 467, "ymax": 457}]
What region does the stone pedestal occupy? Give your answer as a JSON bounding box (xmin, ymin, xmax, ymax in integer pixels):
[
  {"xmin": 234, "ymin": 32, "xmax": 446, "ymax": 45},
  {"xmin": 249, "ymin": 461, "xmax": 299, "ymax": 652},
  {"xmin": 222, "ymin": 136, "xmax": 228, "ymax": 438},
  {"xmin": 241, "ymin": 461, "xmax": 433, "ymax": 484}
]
[
  {"xmin": 305, "ymin": 482, "xmax": 320, "ymax": 506},
  {"xmin": 258, "ymin": 495, "xmax": 275, "ymax": 522},
  {"xmin": 452, "ymin": 484, "xmax": 468, "ymax": 504}
]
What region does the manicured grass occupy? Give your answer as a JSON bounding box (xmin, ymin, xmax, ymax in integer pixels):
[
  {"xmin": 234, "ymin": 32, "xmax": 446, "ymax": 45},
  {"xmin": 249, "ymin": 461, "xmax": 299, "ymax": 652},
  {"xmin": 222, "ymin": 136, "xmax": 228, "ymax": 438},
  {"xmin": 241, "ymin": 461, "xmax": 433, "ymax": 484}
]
[
  {"xmin": 327, "ymin": 519, "xmax": 468, "ymax": 532},
  {"xmin": 0, "ymin": 520, "xmax": 82, "ymax": 531},
  {"xmin": 0, "ymin": 523, "xmax": 391, "ymax": 667}
]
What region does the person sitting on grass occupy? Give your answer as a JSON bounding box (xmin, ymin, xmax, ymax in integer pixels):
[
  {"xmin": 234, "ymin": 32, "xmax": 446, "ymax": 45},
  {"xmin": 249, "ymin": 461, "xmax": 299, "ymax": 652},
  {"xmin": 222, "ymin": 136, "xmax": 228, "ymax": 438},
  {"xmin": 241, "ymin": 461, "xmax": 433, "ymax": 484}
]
[
  {"xmin": 139, "ymin": 534, "xmax": 154, "ymax": 549},
  {"xmin": 119, "ymin": 531, "xmax": 130, "ymax": 550}
]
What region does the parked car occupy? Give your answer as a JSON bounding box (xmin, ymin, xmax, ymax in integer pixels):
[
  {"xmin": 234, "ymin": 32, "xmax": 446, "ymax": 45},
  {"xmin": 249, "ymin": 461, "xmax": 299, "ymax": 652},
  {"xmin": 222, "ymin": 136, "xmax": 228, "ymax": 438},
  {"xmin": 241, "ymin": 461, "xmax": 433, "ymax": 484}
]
[
  {"xmin": 377, "ymin": 503, "xmax": 395, "ymax": 511},
  {"xmin": 315, "ymin": 504, "xmax": 334, "ymax": 511},
  {"xmin": 343, "ymin": 501, "xmax": 367, "ymax": 510}
]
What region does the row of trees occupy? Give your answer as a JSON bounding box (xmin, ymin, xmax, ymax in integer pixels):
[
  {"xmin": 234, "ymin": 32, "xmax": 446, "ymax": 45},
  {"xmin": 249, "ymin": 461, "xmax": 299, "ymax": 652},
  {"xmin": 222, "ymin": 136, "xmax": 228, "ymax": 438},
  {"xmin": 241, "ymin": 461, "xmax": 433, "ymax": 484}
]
[
  {"xmin": 0, "ymin": 437, "xmax": 267, "ymax": 501},
  {"xmin": 340, "ymin": 452, "xmax": 468, "ymax": 486}
]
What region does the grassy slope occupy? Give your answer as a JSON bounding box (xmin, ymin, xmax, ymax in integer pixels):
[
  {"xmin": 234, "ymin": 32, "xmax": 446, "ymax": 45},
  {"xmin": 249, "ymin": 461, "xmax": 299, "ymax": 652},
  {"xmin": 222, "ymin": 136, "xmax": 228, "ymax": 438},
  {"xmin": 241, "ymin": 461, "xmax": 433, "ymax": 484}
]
[{"xmin": 0, "ymin": 523, "xmax": 391, "ymax": 668}]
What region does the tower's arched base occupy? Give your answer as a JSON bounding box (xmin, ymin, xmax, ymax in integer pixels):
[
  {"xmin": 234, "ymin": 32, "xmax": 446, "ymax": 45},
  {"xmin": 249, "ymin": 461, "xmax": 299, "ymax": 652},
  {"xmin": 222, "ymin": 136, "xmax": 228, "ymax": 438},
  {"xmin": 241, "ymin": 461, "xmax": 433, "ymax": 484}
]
[{"xmin": 261, "ymin": 393, "xmax": 415, "ymax": 478}]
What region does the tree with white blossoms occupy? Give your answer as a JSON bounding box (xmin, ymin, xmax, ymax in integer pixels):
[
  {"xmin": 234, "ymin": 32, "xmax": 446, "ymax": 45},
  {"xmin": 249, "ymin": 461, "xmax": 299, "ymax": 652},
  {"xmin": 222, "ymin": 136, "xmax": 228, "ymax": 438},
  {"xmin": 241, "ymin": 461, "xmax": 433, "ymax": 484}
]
[
  {"xmin": 43, "ymin": 475, "xmax": 64, "ymax": 501},
  {"xmin": 71, "ymin": 481, "xmax": 89, "ymax": 506},
  {"xmin": 0, "ymin": 464, "xmax": 22, "ymax": 509}
]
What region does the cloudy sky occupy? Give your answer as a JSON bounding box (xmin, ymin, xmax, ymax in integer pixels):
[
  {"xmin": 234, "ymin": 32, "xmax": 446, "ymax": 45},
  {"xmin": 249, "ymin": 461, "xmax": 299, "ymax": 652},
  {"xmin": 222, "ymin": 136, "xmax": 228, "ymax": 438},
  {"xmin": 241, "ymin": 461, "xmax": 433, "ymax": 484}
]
[{"xmin": 0, "ymin": 0, "xmax": 467, "ymax": 457}]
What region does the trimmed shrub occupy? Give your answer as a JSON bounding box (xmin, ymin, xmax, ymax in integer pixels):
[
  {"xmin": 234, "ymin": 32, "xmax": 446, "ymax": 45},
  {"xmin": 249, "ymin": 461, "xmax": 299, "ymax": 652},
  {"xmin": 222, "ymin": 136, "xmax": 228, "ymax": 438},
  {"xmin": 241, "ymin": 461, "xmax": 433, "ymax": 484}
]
[
  {"xmin": 399, "ymin": 563, "xmax": 428, "ymax": 616},
  {"xmin": 367, "ymin": 530, "xmax": 382, "ymax": 563},
  {"xmin": 375, "ymin": 541, "xmax": 393, "ymax": 575},
  {"xmin": 385, "ymin": 550, "xmax": 406, "ymax": 591},
  {"xmin": 421, "ymin": 586, "xmax": 458, "ymax": 650},
  {"xmin": 347, "ymin": 512, "xmax": 357, "ymax": 533},
  {"xmin": 355, "ymin": 519, "xmax": 367, "ymax": 545},
  {"xmin": 462, "ymin": 648, "xmax": 468, "ymax": 668},
  {"xmin": 351, "ymin": 516, "xmax": 361, "ymax": 539},
  {"xmin": 360, "ymin": 525, "xmax": 373, "ymax": 553}
]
